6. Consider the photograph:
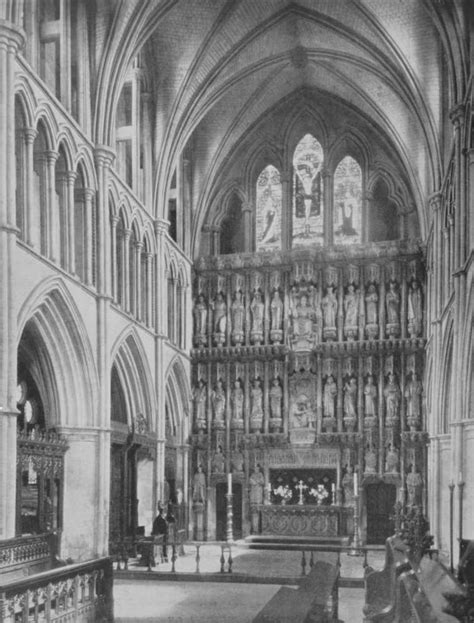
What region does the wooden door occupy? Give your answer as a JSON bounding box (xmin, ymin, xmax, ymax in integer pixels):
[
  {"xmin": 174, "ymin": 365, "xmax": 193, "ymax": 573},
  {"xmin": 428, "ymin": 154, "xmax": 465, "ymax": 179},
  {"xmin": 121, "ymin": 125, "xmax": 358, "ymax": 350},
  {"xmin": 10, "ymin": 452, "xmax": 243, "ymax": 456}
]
[{"xmin": 366, "ymin": 483, "xmax": 396, "ymax": 545}]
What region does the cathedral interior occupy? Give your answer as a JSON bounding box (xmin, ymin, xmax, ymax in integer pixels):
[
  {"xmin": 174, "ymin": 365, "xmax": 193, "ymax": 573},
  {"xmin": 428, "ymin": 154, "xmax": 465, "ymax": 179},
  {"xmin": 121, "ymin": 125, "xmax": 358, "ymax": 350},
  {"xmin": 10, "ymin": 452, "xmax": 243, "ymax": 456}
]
[{"xmin": 0, "ymin": 0, "xmax": 473, "ymax": 620}]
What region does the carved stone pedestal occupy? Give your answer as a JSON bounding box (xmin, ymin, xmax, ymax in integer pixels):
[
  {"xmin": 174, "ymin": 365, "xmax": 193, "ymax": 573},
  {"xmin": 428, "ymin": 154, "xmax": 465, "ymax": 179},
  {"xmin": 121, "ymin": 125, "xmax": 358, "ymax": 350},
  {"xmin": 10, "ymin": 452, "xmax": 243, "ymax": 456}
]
[{"xmin": 193, "ymin": 502, "xmax": 204, "ymax": 540}]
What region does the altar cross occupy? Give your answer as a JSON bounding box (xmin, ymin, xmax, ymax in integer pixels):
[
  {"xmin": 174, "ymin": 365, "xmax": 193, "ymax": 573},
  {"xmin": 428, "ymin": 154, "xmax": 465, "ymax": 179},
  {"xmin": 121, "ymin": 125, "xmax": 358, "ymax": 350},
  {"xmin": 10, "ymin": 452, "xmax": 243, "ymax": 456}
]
[{"xmin": 296, "ymin": 480, "xmax": 307, "ymax": 505}]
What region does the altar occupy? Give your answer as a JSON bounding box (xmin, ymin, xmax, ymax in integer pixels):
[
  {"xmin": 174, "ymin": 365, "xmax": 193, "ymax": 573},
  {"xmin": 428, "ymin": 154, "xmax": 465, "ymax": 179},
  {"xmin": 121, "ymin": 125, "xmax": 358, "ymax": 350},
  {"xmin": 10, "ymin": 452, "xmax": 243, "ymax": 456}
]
[{"xmin": 259, "ymin": 504, "xmax": 352, "ymax": 538}]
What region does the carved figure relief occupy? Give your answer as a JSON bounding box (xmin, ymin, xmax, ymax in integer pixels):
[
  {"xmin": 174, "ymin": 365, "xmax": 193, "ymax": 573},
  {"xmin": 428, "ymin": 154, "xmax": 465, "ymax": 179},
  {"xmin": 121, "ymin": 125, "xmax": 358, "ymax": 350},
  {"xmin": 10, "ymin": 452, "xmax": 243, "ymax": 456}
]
[
  {"xmin": 322, "ymin": 285, "xmax": 338, "ymax": 340},
  {"xmin": 269, "ymin": 378, "xmax": 283, "ymax": 420},
  {"xmin": 342, "ymin": 465, "xmax": 355, "ymax": 506},
  {"xmin": 212, "ymin": 292, "xmax": 227, "ymax": 346},
  {"xmin": 343, "ymin": 377, "xmax": 357, "ymax": 431},
  {"xmin": 363, "ymin": 375, "xmax": 377, "ymax": 426},
  {"xmin": 212, "ymin": 445, "xmax": 225, "ymax": 474},
  {"xmin": 406, "ymin": 463, "xmax": 423, "ymax": 506},
  {"xmin": 193, "ymin": 380, "xmax": 207, "ymax": 430},
  {"xmin": 250, "ymin": 379, "xmax": 263, "ymax": 431},
  {"xmin": 290, "ymin": 289, "xmax": 317, "ymax": 347},
  {"xmin": 231, "ymin": 290, "xmax": 245, "ymax": 345},
  {"xmin": 270, "ymin": 289, "xmax": 284, "ymax": 343},
  {"xmin": 385, "ymin": 444, "xmax": 399, "ymax": 474},
  {"xmin": 344, "ymin": 284, "xmax": 359, "ymax": 340},
  {"xmin": 193, "ymin": 294, "xmax": 208, "ymax": 346},
  {"xmin": 250, "ymin": 290, "xmax": 265, "ymax": 344},
  {"xmin": 211, "ymin": 379, "xmax": 226, "ymax": 427},
  {"xmin": 291, "ymin": 393, "xmax": 312, "ymax": 428},
  {"xmin": 405, "ymin": 372, "xmax": 422, "ymax": 431},
  {"xmin": 231, "ymin": 379, "xmax": 244, "ymax": 428},
  {"xmin": 323, "ymin": 375, "xmax": 337, "ymax": 419},
  {"xmin": 384, "ymin": 372, "xmax": 400, "ymax": 426},
  {"xmin": 232, "ymin": 450, "xmax": 244, "ymax": 473},
  {"xmin": 365, "ymin": 284, "xmax": 379, "ymax": 339},
  {"xmin": 192, "ymin": 465, "xmax": 206, "ymax": 503},
  {"xmin": 249, "ymin": 464, "xmax": 265, "ymax": 506},
  {"xmin": 364, "ymin": 444, "xmax": 377, "ymax": 473},
  {"xmin": 408, "ymin": 280, "xmax": 423, "ymax": 337},
  {"xmin": 385, "ymin": 281, "xmax": 400, "ymax": 336}
]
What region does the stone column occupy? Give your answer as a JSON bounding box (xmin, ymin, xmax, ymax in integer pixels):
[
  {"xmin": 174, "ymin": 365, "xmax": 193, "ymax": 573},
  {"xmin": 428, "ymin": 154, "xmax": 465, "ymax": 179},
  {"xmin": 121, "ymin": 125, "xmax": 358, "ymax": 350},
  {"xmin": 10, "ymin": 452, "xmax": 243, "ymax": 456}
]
[
  {"xmin": 66, "ymin": 171, "xmax": 77, "ymax": 274},
  {"xmin": 242, "ymin": 202, "xmax": 252, "ymax": 253},
  {"xmin": 146, "ymin": 251, "xmax": 154, "ymax": 327},
  {"xmin": 281, "ymin": 173, "xmax": 291, "ymax": 250},
  {"xmin": 93, "ymin": 146, "xmax": 115, "ymax": 556},
  {"xmin": 110, "ymin": 215, "xmax": 119, "ymax": 298},
  {"xmin": 23, "ymin": 128, "xmax": 37, "ymax": 246},
  {"xmin": 135, "ymin": 240, "xmax": 143, "ymax": 321},
  {"xmin": 0, "ymin": 22, "xmax": 24, "ymax": 539},
  {"xmin": 123, "ymin": 228, "xmax": 131, "ymax": 312},
  {"xmin": 322, "ymin": 168, "xmax": 332, "ymax": 246},
  {"xmin": 45, "ymin": 150, "xmax": 59, "ymax": 262},
  {"xmin": 83, "ymin": 188, "xmax": 94, "ymax": 286}
]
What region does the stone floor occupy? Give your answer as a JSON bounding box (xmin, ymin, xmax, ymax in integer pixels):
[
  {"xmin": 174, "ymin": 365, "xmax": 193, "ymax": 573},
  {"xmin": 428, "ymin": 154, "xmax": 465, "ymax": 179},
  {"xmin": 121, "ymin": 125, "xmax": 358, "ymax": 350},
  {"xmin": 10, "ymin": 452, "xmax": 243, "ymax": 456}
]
[{"xmin": 113, "ymin": 544, "xmax": 386, "ymax": 622}]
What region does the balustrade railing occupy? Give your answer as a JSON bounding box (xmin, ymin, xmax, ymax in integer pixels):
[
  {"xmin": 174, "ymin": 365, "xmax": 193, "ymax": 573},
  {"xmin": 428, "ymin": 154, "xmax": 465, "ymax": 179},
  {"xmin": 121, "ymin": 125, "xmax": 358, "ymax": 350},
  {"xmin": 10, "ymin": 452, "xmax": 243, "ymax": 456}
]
[
  {"xmin": 0, "ymin": 557, "xmax": 113, "ymax": 623},
  {"xmin": 121, "ymin": 539, "xmax": 381, "ymax": 583},
  {"xmin": 0, "ymin": 534, "xmax": 54, "ymax": 570}
]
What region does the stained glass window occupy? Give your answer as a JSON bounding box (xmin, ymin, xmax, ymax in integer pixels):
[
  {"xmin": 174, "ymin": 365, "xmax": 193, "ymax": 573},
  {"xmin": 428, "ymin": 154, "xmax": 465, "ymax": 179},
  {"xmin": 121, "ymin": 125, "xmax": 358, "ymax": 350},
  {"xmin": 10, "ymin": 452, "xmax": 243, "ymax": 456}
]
[
  {"xmin": 333, "ymin": 156, "xmax": 362, "ymax": 245},
  {"xmin": 292, "ymin": 134, "xmax": 324, "ymax": 247},
  {"xmin": 256, "ymin": 165, "xmax": 282, "ymax": 251}
]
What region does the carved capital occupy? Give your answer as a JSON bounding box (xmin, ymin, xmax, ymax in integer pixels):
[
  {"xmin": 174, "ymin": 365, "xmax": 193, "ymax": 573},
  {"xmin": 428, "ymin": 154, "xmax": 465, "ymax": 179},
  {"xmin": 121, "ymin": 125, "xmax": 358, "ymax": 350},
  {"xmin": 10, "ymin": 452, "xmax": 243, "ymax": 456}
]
[
  {"xmin": 449, "ymin": 103, "xmax": 465, "ymax": 127},
  {"xmin": 428, "ymin": 192, "xmax": 442, "ymax": 212},
  {"xmin": 155, "ymin": 218, "xmax": 170, "ymax": 235},
  {"xmin": 22, "ymin": 127, "xmax": 37, "ymax": 144},
  {"xmin": 94, "ymin": 145, "xmax": 116, "ymax": 167},
  {"xmin": 0, "ymin": 22, "xmax": 25, "ymax": 52}
]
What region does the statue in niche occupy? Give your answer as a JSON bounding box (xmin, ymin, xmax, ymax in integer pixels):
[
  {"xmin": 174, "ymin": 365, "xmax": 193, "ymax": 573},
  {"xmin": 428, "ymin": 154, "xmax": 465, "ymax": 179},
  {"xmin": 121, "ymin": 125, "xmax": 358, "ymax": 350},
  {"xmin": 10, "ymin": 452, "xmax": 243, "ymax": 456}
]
[
  {"xmin": 192, "ymin": 465, "xmax": 206, "ymax": 503},
  {"xmin": 212, "ymin": 445, "xmax": 225, "ymax": 474},
  {"xmin": 408, "ymin": 280, "xmax": 423, "ymax": 337},
  {"xmin": 249, "ymin": 464, "xmax": 265, "ymax": 506},
  {"xmin": 342, "ymin": 465, "xmax": 355, "ymax": 506},
  {"xmin": 405, "ymin": 372, "xmax": 422, "ymax": 430},
  {"xmin": 212, "ymin": 292, "xmax": 227, "ymax": 345},
  {"xmin": 232, "ymin": 450, "xmax": 244, "ymax": 474},
  {"xmin": 250, "ymin": 379, "xmax": 263, "ymax": 421},
  {"xmin": 231, "ymin": 290, "xmax": 245, "ymax": 345},
  {"xmin": 365, "ymin": 284, "xmax": 379, "ymax": 325},
  {"xmin": 270, "ymin": 289, "xmax": 283, "ymax": 342},
  {"xmin": 364, "ymin": 375, "xmax": 377, "ymax": 420},
  {"xmin": 385, "ymin": 444, "xmax": 399, "ymax": 473},
  {"xmin": 231, "ymin": 379, "xmax": 244, "ymax": 422},
  {"xmin": 292, "ymin": 394, "xmax": 311, "ymax": 428},
  {"xmin": 406, "ymin": 463, "xmax": 423, "ymax": 506},
  {"xmin": 193, "ymin": 294, "xmax": 208, "ymax": 345},
  {"xmin": 323, "ymin": 375, "xmax": 337, "ymax": 419},
  {"xmin": 193, "ymin": 380, "xmax": 207, "ymax": 429},
  {"xmin": 322, "ymin": 285, "xmax": 338, "ymax": 328},
  {"xmin": 364, "ymin": 444, "xmax": 377, "ymax": 473},
  {"xmin": 384, "ymin": 373, "xmax": 401, "ymax": 423},
  {"xmin": 250, "ymin": 290, "xmax": 264, "ymax": 343},
  {"xmin": 344, "ymin": 284, "xmax": 359, "ymax": 332},
  {"xmin": 211, "ymin": 379, "xmax": 226, "ymax": 424},
  {"xmin": 292, "ymin": 294, "xmax": 315, "ymax": 338},
  {"xmin": 385, "ymin": 281, "xmax": 400, "ymax": 329},
  {"xmin": 343, "ymin": 377, "xmax": 358, "ymax": 430},
  {"xmin": 269, "ymin": 378, "xmax": 283, "ymax": 420}
]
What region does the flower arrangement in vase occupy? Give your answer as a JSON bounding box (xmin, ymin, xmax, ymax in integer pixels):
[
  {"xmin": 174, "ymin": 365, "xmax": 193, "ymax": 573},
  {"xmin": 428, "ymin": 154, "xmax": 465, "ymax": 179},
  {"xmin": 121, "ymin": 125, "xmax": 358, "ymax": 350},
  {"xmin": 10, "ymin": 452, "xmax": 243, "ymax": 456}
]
[
  {"xmin": 273, "ymin": 484, "xmax": 293, "ymax": 505},
  {"xmin": 309, "ymin": 484, "xmax": 329, "ymax": 505}
]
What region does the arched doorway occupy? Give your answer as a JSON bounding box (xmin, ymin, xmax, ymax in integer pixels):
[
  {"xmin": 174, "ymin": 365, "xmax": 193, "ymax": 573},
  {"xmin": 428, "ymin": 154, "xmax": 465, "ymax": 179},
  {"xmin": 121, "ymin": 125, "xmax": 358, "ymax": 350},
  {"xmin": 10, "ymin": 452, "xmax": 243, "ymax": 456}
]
[
  {"xmin": 109, "ymin": 335, "xmax": 157, "ymax": 557},
  {"xmin": 365, "ymin": 483, "xmax": 397, "ymax": 544}
]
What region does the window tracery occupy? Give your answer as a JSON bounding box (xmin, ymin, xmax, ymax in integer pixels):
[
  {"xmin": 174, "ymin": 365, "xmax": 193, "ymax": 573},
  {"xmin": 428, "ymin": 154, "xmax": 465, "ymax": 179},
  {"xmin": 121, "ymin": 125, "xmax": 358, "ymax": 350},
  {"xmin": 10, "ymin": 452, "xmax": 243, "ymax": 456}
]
[{"xmin": 256, "ymin": 165, "xmax": 282, "ymax": 251}]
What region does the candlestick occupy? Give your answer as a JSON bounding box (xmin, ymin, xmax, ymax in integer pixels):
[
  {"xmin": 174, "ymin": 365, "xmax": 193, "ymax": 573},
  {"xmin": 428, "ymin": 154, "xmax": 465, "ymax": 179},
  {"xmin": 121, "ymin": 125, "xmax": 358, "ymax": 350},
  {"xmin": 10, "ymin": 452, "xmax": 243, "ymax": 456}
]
[
  {"xmin": 353, "ymin": 471, "xmax": 358, "ymax": 495},
  {"xmin": 227, "ymin": 473, "xmax": 232, "ymax": 495},
  {"xmin": 332, "ymin": 482, "xmax": 336, "ymax": 505},
  {"xmin": 226, "ymin": 493, "xmax": 234, "ymax": 543}
]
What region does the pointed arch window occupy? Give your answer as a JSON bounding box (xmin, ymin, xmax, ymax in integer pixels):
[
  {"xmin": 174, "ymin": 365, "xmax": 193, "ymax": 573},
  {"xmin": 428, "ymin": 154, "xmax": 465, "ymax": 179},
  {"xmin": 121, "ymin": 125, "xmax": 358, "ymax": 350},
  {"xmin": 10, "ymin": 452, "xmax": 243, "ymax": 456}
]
[
  {"xmin": 256, "ymin": 165, "xmax": 282, "ymax": 251},
  {"xmin": 333, "ymin": 156, "xmax": 362, "ymax": 245},
  {"xmin": 292, "ymin": 134, "xmax": 324, "ymax": 247}
]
